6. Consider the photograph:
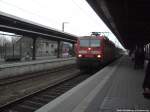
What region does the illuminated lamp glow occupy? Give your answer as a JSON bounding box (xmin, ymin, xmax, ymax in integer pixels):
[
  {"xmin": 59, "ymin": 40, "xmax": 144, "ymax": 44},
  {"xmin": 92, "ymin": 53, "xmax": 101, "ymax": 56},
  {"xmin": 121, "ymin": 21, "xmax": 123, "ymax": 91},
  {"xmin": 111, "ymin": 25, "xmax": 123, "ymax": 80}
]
[
  {"xmin": 97, "ymin": 54, "xmax": 101, "ymax": 58},
  {"xmin": 78, "ymin": 54, "xmax": 82, "ymax": 57},
  {"xmin": 88, "ymin": 47, "xmax": 91, "ymax": 50}
]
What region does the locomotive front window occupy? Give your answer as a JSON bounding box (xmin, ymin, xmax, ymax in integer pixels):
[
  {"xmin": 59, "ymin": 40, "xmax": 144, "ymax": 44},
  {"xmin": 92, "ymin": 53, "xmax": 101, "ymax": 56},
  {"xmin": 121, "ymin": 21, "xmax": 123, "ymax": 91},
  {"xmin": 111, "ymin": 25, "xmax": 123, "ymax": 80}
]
[
  {"xmin": 90, "ymin": 39, "xmax": 100, "ymax": 47},
  {"xmin": 80, "ymin": 39, "xmax": 89, "ymax": 47},
  {"xmin": 79, "ymin": 39, "xmax": 100, "ymax": 47}
]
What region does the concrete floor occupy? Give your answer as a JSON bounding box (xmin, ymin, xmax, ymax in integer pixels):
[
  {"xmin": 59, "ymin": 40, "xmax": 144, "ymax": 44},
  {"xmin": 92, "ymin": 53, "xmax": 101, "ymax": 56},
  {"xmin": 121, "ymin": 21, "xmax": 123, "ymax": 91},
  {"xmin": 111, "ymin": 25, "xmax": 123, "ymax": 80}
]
[
  {"xmin": 86, "ymin": 56, "xmax": 150, "ymax": 112},
  {"xmin": 36, "ymin": 56, "xmax": 150, "ymax": 112}
]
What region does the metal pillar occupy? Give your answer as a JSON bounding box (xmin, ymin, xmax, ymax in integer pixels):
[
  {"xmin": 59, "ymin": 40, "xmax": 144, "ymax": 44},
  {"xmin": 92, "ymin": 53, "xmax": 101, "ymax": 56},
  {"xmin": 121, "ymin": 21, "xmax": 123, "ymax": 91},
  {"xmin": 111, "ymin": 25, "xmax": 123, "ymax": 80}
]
[
  {"xmin": 12, "ymin": 43, "xmax": 15, "ymax": 57},
  {"xmin": 57, "ymin": 41, "xmax": 60, "ymax": 58},
  {"xmin": 72, "ymin": 43, "xmax": 75, "ymax": 57},
  {"xmin": 62, "ymin": 22, "xmax": 69, "ymax": 32},
  {"xmin": 32, "ymin": 38, "xmax": 37, "ymax": 60},
  {"xmin": 20, "ymin": 38, "xmax": 22, "ymax": 58},
  {"xmin": 4, "ymin": 44, "xmax": 6, "ymax": 58}
]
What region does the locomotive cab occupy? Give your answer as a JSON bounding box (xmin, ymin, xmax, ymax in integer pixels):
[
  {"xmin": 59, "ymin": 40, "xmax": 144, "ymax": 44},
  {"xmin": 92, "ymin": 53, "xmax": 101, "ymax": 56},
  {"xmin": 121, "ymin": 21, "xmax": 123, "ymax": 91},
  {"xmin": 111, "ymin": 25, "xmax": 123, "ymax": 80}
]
[
  {"xmin": 77, "ymin": 37, "xmax": 102, "ymax": 58},
  {"xmin": 76, "ymin": 35, "xmax": 103, "ymax": 69},
  {"xmin": 76, "ymin": 32, "xmax": 116, "ymax": 70}
]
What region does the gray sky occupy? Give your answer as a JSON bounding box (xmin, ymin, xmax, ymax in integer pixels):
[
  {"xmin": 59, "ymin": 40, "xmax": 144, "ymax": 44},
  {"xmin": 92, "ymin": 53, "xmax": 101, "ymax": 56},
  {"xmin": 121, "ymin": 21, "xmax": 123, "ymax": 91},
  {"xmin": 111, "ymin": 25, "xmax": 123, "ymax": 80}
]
[{"xmin": 0, "ymin": 0, "xmax": 124, "ymax": 48}]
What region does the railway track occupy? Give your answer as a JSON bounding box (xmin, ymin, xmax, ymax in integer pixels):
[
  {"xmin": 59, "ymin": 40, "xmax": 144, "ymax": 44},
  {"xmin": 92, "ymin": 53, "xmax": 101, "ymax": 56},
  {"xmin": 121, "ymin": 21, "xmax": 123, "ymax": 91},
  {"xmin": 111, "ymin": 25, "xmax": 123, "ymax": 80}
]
[
  {"xmin": 0, "ymin": 72, "xmax": 94, "ymax": 112},
  {"xmin": 0, "ymin": 65, "xmax": 80, "ymax": 107},
  {"xmin": 0, "ymin": 58, "xmax": 119, "ymax": 112}
]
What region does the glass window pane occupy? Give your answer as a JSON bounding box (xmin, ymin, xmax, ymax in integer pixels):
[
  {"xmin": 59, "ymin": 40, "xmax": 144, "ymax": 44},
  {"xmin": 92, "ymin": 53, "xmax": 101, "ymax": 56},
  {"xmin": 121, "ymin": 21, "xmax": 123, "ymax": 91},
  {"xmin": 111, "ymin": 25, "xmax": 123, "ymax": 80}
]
[
  {"xmin": 90, "ymin": 39, "xmax": 100, "ymax": 47},
  {"xmin": 79, "ymin": 39, "xmax": 89, "ymax": 47}
]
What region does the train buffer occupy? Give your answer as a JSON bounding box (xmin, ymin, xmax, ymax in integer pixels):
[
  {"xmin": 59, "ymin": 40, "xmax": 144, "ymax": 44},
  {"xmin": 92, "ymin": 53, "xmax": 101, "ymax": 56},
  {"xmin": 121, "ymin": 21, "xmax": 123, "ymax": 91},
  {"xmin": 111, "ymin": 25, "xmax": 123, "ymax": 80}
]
[{"xmin": 36, "ymin": 55, "xmax": 150, "ymax": 112}]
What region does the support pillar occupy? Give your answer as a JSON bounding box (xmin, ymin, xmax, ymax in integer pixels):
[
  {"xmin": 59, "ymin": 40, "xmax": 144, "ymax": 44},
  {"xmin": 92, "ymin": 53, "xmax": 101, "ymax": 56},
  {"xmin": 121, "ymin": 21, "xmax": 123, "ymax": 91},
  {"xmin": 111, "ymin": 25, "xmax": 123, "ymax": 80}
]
[
  {"xmin": 20, "ymin": 38, "xmax": 22, "ymax": 58},
  {"xmin": 12, "ymin": 44, "xmax": 15, "ymax": 57},
  {"xmin": 57, "ymin": 41, "xmax": 60, "ymax": 58},
  {"xmin": 72, "ymin": 43, "xmax": 75, "ymax": 57},
  {"xmin": 32, "ymin": 38, "xmax": 37, "ymax": 60},
  {"xmin": 4, "ymin": 44, "xmax": 6, "ymax": 58}
]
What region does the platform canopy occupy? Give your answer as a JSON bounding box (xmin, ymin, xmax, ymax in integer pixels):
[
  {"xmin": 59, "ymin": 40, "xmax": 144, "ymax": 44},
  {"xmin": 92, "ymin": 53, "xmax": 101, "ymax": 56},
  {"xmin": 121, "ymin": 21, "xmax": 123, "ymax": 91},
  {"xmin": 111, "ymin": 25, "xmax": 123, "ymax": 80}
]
[
  {"xmin": 87, "ymin": 0, "xmax": 150, "ymax": 49},
  {"xmin": 0, "ymin": 11, "xmax": 77, "ymax": 43}
]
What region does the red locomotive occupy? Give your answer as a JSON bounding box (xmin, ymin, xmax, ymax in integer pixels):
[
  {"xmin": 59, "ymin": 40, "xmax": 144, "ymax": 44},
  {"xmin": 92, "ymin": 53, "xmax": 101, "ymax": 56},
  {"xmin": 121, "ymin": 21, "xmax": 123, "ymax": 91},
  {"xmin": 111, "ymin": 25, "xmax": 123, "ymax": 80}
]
[{"xmin": 76, "ymin": 32, "xmax": 117, "ymax": 70}]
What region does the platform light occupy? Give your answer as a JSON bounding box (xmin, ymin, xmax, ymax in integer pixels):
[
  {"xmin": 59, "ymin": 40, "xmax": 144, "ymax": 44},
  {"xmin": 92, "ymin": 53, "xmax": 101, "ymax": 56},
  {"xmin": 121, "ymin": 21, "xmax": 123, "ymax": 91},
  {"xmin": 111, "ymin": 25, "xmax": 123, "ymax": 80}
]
[
  {"xmin": 78, "ymin": 54, "xmax": 82, "ymax": 58},
  {"xmin": 97, "ymin": 54, "xmax": 101, "ymax": 58}
]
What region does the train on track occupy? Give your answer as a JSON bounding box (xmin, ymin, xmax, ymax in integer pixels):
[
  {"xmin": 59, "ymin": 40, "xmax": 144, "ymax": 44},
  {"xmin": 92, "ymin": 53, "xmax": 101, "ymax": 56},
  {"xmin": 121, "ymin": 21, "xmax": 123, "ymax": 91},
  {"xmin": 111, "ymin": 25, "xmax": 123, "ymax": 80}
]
[{"xmin": 75, "ymin": 32, "xmax": 122, "ymax": 70}]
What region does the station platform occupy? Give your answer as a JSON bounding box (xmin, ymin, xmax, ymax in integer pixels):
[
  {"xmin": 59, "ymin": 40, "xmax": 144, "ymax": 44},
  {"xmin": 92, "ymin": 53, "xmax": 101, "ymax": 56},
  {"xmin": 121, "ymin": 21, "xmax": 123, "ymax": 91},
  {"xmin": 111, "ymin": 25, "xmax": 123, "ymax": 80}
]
[
  {"xmin": 0, "ymin": 57, "xmax": 75, "ymax": 79},
  {"xmin": 36, "ymin": 56, "xmax": 150, "ymax": 112}
]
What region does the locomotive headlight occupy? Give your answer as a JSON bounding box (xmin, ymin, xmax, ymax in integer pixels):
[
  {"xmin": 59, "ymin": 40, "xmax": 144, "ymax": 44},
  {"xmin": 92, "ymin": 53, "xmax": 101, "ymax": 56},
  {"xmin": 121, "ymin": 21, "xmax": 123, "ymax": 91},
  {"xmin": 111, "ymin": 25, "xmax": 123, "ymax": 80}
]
[
  {"xmin": 88, "ymin": 47, "xmax": 91, "ymax": 50},
  {"xmin": 78, "ymin": 54, "xmax": 82, "ymax": 58},
  {"xmin": 97, "ymin": 54, "xmax": 101, "ymax": 58}
]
